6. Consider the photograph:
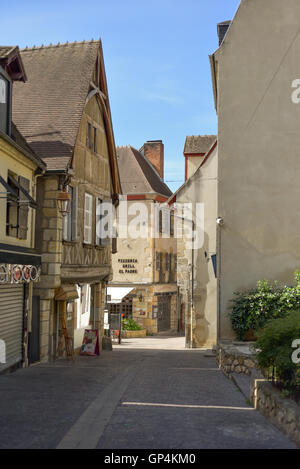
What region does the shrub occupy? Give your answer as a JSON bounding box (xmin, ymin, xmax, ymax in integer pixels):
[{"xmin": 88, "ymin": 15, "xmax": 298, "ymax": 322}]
[
  {"xmin": 255, "ymin": 311, "xmax": 300, "ymax": 392},
  {"xmin": 230, "ymin": 272, "xmax": 300, "ymax": 340},
  {"xmin": 122, "ymin": 318, "xmax": 142, "ymax": 331}
]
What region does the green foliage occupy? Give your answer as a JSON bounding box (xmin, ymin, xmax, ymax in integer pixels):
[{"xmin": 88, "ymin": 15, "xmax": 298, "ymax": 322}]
[
  {"xmin": 230, "ymin": 272, "xmax": 300, "ymax": 340},
  {"xmin": 122, "ymin": 318, "xmax": 142, "ymax": 331},
  {"xmin": 255, "ymin": 311, "xmax": 300, "ymax": 390}
]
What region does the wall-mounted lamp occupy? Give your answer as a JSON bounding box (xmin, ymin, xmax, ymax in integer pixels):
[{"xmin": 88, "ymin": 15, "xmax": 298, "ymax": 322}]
[{"xmin": 57, "ymin": 189, "xmax": 71, "ymax": 217}]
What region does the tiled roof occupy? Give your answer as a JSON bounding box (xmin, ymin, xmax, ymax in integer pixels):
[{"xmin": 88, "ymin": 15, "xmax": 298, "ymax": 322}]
[
  {"xmin": 184, "ymin": 135, "xmax": 217, "ymax": 154},
  {"xmin": 12, "ymin": 40, "xmax": 101, "ymax": 171},
  {"xmin": 0, "ymin": 46, "xmax": 16, "ymax": 59},
  {"xmin": 11, "ymin": 122, "xmax": 46, "ymax": 170},
  {"xmin": 116, "ymin": 146, "xmax": 172, "ymax": 197}
]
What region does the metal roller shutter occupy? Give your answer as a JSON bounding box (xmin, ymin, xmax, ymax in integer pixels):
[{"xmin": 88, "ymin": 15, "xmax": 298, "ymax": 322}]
[{"xmin": 0, "ymin": 284, "xmax": 24, "ymax": 372}]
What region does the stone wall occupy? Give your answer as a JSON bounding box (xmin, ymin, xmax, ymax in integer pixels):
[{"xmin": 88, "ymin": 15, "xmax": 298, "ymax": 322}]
[
  {"xmin": 217, "ymin": 343, "xmax": 256, "ymax": 377},
  {"xmin": 217, "ymin": 343, "xmax": 300, "ymax": 447},
  {"xmin": 250, "ymin": 374, "xmax": 300, "ymax": 447}
]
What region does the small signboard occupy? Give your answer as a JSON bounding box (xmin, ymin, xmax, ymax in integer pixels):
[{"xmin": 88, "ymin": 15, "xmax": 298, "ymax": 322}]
[{"xmin": 80, "ymin": 329, "xmax": 100, "ymax": 356}]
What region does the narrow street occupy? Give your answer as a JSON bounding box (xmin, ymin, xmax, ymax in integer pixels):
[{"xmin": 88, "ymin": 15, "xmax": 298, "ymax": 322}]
[{"xmin": 0, "ymin": 336, "xmax": 296, "ymax": 449}]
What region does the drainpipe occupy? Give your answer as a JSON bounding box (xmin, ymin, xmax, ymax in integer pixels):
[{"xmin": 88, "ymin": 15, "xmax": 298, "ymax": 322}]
[{"xmin": 190, "ymin": 220, "xmax": 195, "ymax": 348}]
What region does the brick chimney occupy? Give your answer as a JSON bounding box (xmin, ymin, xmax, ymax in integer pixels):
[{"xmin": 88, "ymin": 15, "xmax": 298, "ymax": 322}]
[
  {"xmin": 140, "ymin": 140, "xmax": 164, "ymax": 179},
  {"xmin": 217, "ymin": 21, "xmax": 231, "ymax": 46}
]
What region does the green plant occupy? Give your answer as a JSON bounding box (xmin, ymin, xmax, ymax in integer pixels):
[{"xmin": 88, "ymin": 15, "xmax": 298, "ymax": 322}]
[
  {"xmin": 122, "ymin": 318, "xmax": 142, "ymax": 331},
  {"xmin": 230, "ymin": 272, "xmax": 300, "ymax": 340},
  {"xmin": 255, "ymin": 310, "xmax": 300, "ymax": 391}
]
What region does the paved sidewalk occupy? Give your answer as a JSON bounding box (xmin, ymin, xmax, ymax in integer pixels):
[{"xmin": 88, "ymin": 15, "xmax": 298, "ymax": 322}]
[{"xmin": 0, "ymin": 337, "xmax": 297, "ymax": 449}]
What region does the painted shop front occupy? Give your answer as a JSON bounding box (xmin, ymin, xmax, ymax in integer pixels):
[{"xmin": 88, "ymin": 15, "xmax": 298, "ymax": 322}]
[{"xmin": 0, "ymin": 254, "xmax": 41, "ymax": 372}]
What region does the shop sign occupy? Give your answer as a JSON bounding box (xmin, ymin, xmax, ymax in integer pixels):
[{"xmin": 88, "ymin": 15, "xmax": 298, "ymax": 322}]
[
  {"xmin": 0, "ymin": 264, "xmax": 40, "ymax": 284},
  {"xmin": 118, "ymin": 258, "xmax": 138, "ymax": 274}
]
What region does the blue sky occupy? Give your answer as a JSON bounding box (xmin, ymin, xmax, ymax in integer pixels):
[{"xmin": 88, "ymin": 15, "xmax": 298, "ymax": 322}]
[{"xmin": 2, "ymin": 0, "xmax": 240, "ymax": 192}]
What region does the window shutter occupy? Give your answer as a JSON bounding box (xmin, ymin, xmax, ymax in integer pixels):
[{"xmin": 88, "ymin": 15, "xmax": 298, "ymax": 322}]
[
  {"xmin": 112, "ymin": 236, "xmax": 117, "ymax": 254},
  {"xmin": 101, "ymin": 199, "xmax": 111, "ymax": 247},
  {"xmin": 71, "ymin": 186, "xmax": 78, "ymax": 241},
  {"xmin": 95, "ymin": 198, "xmax": 101, "ymax": 246},
  {"xmin": 156, "ymin": 252, "xmax": 160, "ymax": 270},
  {"xmin": 84, "ymin": 193, "xmax": 93, "ymax": 244},
  {"xmin": 18, "ymin": 176, "xmax": 30, "ymax": 240}
]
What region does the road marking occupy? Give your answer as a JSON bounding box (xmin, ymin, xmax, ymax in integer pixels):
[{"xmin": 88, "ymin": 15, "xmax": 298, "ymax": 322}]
[
  {"xmin": 169, "ymin": 368, "xmax": 220, "ymax": 371},
  {"xmin": 122, "ymin": 402, "xmax": 254, "ymax": 411},
  {"xmin": 56, "ymin": 366, "xmax": 138, "ymax": 449}
]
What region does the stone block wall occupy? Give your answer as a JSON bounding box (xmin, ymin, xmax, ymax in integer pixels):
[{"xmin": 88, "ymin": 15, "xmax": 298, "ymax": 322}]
[
  {"xmin": 34, "ymin": 175, "xmax": 62, "ymax": 361},
  {"xmin": 250, "ymin": 375, "xmax": 300, "ymax": 447}
]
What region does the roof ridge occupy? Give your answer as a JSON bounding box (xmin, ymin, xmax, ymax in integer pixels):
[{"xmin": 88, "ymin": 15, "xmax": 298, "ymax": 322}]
[
  {"xmin": 21, "ymin": 39, "xmax": 101, "ymax": 51},
  {"xmin": 186, "ymin": 134, "xmax": 217, "ymax": 138}
]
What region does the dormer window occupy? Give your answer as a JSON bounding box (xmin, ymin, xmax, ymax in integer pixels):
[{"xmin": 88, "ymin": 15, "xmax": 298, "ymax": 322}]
[{"xmin": 0, "ymin": 71, "xmax": 10, "ymax": 135}]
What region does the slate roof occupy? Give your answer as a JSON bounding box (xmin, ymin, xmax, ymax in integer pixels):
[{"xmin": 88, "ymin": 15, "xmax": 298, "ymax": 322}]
[
  {"xmin": 11, "ymin": 122, "xmax": 46, "ymax": 170},
  {"xmin": 12, "ymin": 40, "xmax": 101, "ymax": 171},
  {"xmin": 184, "ymin": 135, "xmax": 217, "ymax": 155},
  {"xmin": 116, "ymin": 146, "xmax": 172, "ymax": 197}
]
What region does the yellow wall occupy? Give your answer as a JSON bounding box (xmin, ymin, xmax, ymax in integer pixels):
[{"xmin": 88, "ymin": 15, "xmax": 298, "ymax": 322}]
[{"xmin": 0, "ymin": 135, "xmax": 37, "ymax": 249}]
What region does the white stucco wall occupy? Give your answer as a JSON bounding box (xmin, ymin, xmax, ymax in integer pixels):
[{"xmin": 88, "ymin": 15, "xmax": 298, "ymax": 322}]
[
  {"xmin": 216, "ymin": 0, "xmax": 300, "ymax": 338},
  {"xmin": 176, "ymin": 145, "xmax": 218, "ymax": 348}
]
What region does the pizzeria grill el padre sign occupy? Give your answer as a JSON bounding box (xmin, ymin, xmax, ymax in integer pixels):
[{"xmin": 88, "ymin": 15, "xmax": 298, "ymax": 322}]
[
  {"xmin": 0, "ymin": 264, "xmax": 40, "ymax": 284},
  {"xmin": 118, "ymin": 258, "xmax": 138, "ymax": 274}
]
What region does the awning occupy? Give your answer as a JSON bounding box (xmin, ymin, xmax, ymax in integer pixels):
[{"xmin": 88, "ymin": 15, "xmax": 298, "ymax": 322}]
[{"xmin": 107, "ymin": 287, "xmax": 134, "ymax": 303}]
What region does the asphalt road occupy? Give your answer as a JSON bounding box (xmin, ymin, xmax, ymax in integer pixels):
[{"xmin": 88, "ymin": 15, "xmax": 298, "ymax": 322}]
[{"xmin": 0, "ymin": 336, "xmax": 297, "ymax": 449}]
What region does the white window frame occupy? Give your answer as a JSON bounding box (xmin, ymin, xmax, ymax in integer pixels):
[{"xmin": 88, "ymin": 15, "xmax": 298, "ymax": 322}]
[{"xmin": 84, "ymin": 193, "xmax": 93, "ymax": 244}]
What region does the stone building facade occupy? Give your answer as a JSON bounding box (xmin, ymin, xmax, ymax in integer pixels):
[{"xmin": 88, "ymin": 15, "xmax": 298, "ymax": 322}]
[
  {"xmin": 108, "ymin": 142, "xmax": 178, "ymax": 334},
  {"xmin": 12, "ymin": 40, "xmax": 121, "ymax": 361}
]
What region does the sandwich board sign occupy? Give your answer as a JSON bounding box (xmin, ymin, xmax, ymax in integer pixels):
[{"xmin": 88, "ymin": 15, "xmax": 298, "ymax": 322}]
[{"xmin": 80, "ymin": 329, "xmax": 100, "ymax": 356}]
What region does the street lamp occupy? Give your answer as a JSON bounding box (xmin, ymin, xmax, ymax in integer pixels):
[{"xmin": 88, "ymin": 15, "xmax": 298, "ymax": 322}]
[{"xmin": 57, "ymin": 189, "xmax": 71, "ymax": 217}]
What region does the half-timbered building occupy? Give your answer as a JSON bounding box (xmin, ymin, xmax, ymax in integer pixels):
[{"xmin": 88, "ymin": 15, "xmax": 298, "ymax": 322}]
[{"xmin": 12, "ymin": 40, "xmax": 121, "ymax": 361}]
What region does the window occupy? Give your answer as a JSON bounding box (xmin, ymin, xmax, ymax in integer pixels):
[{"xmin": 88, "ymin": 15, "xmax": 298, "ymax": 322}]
[
  {"xmin": 158, "ymin": 210, "xmax": 163, "ymax": 234},
  {"xmin": 165, "ymin": 253, "xmax": 170, "ymax": 270},
  {"xmin": 96, "ymin": 198, "xmax": 110, "ymax": 246},
  {"xmin": 0, "ymin": 72, "xmax": 10, "ymax": 134},
  {"xmin": 93, "ymin": 127, "xmax": 97, "ymax": 153},
  {"xmin": 170, "ymin": 212, "xmax": 174, "ymax": 237},
  {"xmin": 156, "ymin": 252, "xmax": 161, "ymax": 270},
  {"xmin": 95, "ymin": 198, "xmax": 102, "ymax": 245},
  {"xmin": 87, "ymin": 122, "xmax": 92, "ymax": 149},
  {"xmin": 6, "ymin": 173, "xmax": 30, "ymax": 239},
  {"xmin": 63, "ymin": 186, "xmax": 77, "ymax": 241},
  {"xmin": 84, "ymin": 193, "xmax": 93, "ymax": 244}
]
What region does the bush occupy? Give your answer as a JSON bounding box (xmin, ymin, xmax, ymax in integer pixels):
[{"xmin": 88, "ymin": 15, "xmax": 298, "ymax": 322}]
[
  {"xmin": 230, "ymin": 272, "xmax": 300, "ymax": 340},
  {"xmin": 122, "ymin": 318, "xmax": 142, "ymax": 331},
  {"xmin": 255, "ymin": 311, "xmax": 300, "ymax": 391}
]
